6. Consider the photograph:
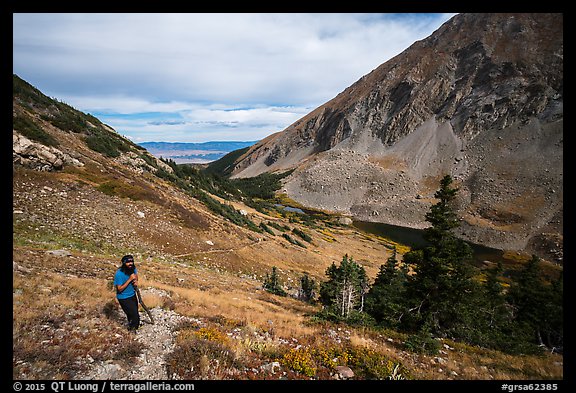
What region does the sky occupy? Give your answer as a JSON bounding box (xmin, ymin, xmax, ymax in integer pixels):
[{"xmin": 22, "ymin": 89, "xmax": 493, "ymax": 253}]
[{"xmin": 13, "ymin": 13, "xmax": 457, "ymax": 143}]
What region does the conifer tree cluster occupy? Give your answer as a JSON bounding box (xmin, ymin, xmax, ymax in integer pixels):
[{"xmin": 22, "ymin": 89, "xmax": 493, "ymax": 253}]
[
  {"xmin": 364, "ymin": 249, "xmax": 408, "ymax": 329},
  {"xmin": 316, "ymin": 175, "xmax": 563, "ymax": 354},
  {"xmin": 263, "ymin": 268, "xmax": 317, "ymax": 303},
  {"xmin": 319, "ymin": 254, "xmax": 369, "ymax": 318},
  {"xmin": 263, "ymin": 266, "xmax": 287, "ymax": 297},
  {"xmin": 298, "ymin": 273, "xmax": 317, "ymax": 303},
  {"xmin": 261, "ymin": 175, "xmax": 562, "ymax": 355}
]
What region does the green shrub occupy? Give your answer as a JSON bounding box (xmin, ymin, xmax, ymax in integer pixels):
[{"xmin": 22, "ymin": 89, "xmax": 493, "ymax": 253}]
[
  {"xmin": 282, "ymin": 233, "xmax": 307, "ymax": 248},
  {"xmin": 259, "ymin": 222, "xmax": 276, "ymax": 235},
  {"xmin": 312, "ymin": 308, "xmax": 342, "ymax": 323},
  {"xmin": 45, "ymin": 110, "xmax": 88, "ymax": 133},
  {"xmin": 267, "ymin": 221, "xmax": 288, "ymax": 232},
  {"xmin": 84, "ymin": 132, "xmax": 129, "ymax": 158},
  {"xmin": 345, "ymin": 310, "xmax": 376, "ymax": 327},
  {"xmin": 280, "ymin": 347, "xmax": 316, "ymax": 377},
  {"xmin": 96, "ymin": 181, "xmax": 121, "ymax": 196},
  {"xmin": 346, "ymin": 346, "xmax": 408, "ymax": 380},
  {"xmin": 196, "ymin": 191, "xmax": 261, "ymax": 232},
  {"xmin": 229, "ymin": 171, "xmax": 293, "ymax": 199},
  {"xmin": 13, "ymin": 74, "xmax": 54, "ymax": 108},
  {"xmin": 403, "ymin": 330, "xmax": 440, "ymax": 355},
  {"xmin": 292, "ymin": 228, "xmax": 312, "ymax": 243},
  {"xmin": 13, "ymin": 113, "xmax": 59, "ymax": 147}
]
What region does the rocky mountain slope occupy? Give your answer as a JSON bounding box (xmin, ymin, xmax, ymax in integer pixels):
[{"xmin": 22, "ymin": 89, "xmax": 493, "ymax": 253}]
[{"xmin": 229, "ymin": 13, "xmax": 563, "ymax": 261}]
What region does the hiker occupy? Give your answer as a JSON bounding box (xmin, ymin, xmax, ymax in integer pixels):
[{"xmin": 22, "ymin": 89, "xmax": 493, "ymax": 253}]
[{"xmin": 114, "ymin": 254, "xmax": 140, "ymax": 331}]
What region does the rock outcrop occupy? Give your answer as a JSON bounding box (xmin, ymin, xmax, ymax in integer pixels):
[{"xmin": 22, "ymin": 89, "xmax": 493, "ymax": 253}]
[{"xmin": 13, "ymin": 132, "xmax": 84, "ymax": 171}]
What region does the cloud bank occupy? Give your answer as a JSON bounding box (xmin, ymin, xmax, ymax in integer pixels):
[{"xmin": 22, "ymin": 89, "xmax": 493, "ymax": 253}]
[{"xmin": 13, "ymin": 13, "xmax": 456, "ymax": 142}]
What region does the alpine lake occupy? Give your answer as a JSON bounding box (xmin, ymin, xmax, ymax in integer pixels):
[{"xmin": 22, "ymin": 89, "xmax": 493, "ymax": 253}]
[{"xmin": 352, "ymin": 220, "xmax": 505, "ymax": 266}]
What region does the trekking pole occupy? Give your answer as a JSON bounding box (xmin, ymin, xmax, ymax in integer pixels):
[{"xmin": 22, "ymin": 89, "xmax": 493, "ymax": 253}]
[{"xmin": 134, "ymin": 285, "xmax": 154, "ymax": 324}]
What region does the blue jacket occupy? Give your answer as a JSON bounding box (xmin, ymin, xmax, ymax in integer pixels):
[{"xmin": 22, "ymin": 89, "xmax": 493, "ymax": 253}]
[{"xmin": 113, "ymin": 267, "xmax": 138, "ymax": 300}]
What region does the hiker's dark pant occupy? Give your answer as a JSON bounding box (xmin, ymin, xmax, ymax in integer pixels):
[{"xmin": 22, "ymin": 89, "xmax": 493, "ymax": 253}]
[{"xmin": 118, "ymin": 295, "xmax": 140, "ymax": 330}]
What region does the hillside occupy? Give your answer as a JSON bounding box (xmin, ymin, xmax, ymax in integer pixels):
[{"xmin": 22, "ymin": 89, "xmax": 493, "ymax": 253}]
[
  {"xmin": 228, "ymin": 13, "xmax": 563, "ymax": 262},
  {"xmin": 12, "ymin": 73, "xmax": 563, "ymax": 382}
]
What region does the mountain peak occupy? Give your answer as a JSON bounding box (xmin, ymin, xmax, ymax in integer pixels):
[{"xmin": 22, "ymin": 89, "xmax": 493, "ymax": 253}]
[{"xmin": 228, "ymin": 13, "xmax": 563, "ymax": 259}]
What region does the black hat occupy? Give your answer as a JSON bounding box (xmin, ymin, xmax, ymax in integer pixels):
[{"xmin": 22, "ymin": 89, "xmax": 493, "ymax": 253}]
[{"xmin": 121, "ymin": 254, "xmax": 134, "ymax": 264}]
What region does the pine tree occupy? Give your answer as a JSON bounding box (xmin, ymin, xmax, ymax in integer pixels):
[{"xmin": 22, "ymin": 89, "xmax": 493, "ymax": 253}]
[
  {"xmin": 298, "ymin": 272, "xmax": 317, "ymax": 303},
  {"xmin": 483, "ymin": 262, "xmax": 511, "ymax": 328},
  {"xmin": 424, "ymin": 175, "xmax": 460, "ymax": 240},
  {"xmin": 402, "ymin": 175, "xmax": 476, "ymax": 337},
  {"xmin": 467, "ymin": 261, "xmax": 520, "ymax": 351},
  {"xmin": 365, "ymin": 249, "xmax": 408, "ymax": 328},
  {"xmin": 319, "ymin": 254, "xmax": 368, "ymax": 319},
  {"xmin": 263, "ymin": 266, "xmax": 287, "ymax": 296},
  {"xmin": 507, "ymin": 255, "xmax": 563, "ymax": 350}
]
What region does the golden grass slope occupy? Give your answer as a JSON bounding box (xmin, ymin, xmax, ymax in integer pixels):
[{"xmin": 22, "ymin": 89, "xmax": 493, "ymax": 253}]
[{"xmin": 12, "ymin": 163, "xmax": 563, "ymax": 380}]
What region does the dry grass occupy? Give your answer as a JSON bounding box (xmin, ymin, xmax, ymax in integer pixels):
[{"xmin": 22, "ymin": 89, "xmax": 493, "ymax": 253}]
[
  {"xmin": 12, "ymin": 161, "xmax": 563, "ymax": 380},
  {"xmin": 139, "ymin": 292, "xmax": 165, "ymax": 309},
  {"xmin": 149, "ymin": 279, "xmax": 318, "ymax": 339},
  {"xmin": 12, "ymin": 244, "xmax": 563, "ymax": 380},
  {"xmin": 368, "ymin": 154, "xmax": 409, "ymax": 171},
  {"xmin": 13, "ymin": 268, "xmax": 140, "ymax": 379}
]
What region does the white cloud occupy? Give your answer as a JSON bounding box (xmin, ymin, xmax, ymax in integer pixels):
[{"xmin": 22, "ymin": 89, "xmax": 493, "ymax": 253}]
[
  {"xmin": 57, "ymin": 95, "xmax": 194, "ymax": 115},
  {"xmin": 95, "ymin": 103, "xmax": 311, "ymax": 143},
  {"xmin": 13, "ymin": 13, "xmax": 457, "ymax": 142}
]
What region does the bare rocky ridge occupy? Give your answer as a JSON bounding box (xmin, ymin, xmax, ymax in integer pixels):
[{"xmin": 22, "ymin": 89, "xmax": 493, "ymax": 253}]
[{"xmin": 230, "ymin": 13, "xmax": 563, "ymax": 260}]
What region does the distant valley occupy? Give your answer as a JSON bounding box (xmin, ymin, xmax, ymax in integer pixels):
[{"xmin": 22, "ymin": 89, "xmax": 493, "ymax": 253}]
[{"xmin": 138, "ymin": 141, "xmax": 258, "ymax": 164}]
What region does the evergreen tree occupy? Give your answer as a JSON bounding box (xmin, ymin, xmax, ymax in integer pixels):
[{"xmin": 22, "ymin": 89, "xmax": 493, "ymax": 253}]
[
  {"xmin": 319, "ymin": 254, "xmax": 369, "ymax": 318},
  {"xmin": 507, "ymin": 255, "xmax": 563, "ymax": 350},
  {"xmin": 464, "ymin": 261, "xmax": 521, "ymax": 351},
  {"xmin": 483, "ymin": 262, "xmax": 515, "ymax": 332},
  {"xmin": 263, "ymin": 266, "xmax": 287, "ymax": 296},
  {"xmin": 365, "ymin": 249, "xmax": 408, "ymax": 328},
  {"xmin": 298, "ymin": 272, "xmax": 317, "ymax": 303},
  {"xmin": 402, "ymin": 175, "xmax": 476, "ymax": 337},
  {"xmin": 547, "ymin": 271, "xmax": 563, "ymax": 351},
  {"xmin": 423, "ymin": 175, "xmax": 460, "ymax": 241}
]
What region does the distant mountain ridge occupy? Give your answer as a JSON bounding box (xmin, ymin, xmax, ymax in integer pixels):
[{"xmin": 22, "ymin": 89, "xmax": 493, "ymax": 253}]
[
  {"xmin": 139, "ymin": 141, "xmax": 258, "ymax": 151},
  {"xmin": 139, "ymin": 141, "xmax": 257, "ymax": 164}
]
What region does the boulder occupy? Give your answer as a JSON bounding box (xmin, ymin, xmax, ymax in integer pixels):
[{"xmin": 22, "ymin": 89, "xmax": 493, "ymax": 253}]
[{"xmin": 13, "ymin": 133, "xmax": 84, "ymax": 171}]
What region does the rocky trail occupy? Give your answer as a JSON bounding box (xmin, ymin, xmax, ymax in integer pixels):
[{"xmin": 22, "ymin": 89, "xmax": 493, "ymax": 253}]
[{"xmin": 84, "ymin": 289, "xmax": 200, "ymax": 380}]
